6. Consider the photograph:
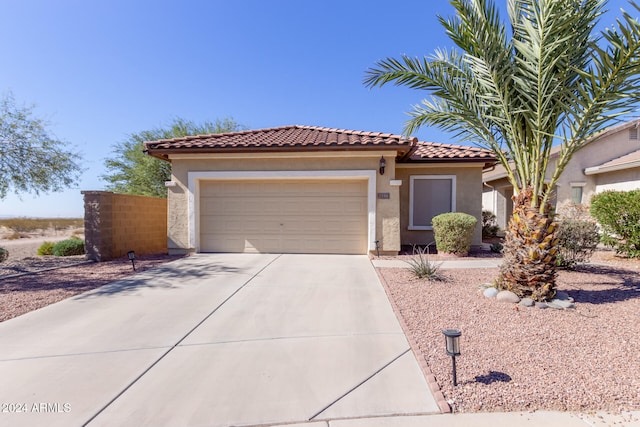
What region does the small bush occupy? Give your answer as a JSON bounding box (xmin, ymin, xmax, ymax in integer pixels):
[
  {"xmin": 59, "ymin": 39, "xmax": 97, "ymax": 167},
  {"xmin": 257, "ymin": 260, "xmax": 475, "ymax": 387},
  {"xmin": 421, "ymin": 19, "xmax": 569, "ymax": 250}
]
[
  {"xmin": 432, "ymin": 212, "xmax": 478, "ymax": 256},
  {"xmin": 0, "ymin": 247, "xmax": 8, "ymax": 262},
  {"xmin": 482, "ymin": 210, "xmax": 499, "ymax": 238},
  {"xmin": 590, "ymin": 190, "xmax": 640, "ymax": 258},
  {"xmin": 37, "ymin": 241, "xmax": 56, "ymax": 256},
  {"xmin": 405, "ymin": 245, "xmax": 443, "ymax": 280},
  {"xmin": 52, "ymin": 239, "xmax": 85, "ymax": 256},
  {"xmin": 555, "ymin": 219, "xmax": 600, "ymax": 268},
  {"xmin": 490, "ymin": 242, "xmax": 503, "ymax": 253}
]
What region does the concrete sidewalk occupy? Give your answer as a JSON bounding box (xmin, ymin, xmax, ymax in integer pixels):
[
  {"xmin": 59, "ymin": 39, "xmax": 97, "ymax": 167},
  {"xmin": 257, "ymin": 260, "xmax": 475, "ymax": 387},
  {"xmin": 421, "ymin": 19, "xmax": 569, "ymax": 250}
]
[{"xmin": 0, "ymin": 254, "xmax": 439, "ymax": 427}]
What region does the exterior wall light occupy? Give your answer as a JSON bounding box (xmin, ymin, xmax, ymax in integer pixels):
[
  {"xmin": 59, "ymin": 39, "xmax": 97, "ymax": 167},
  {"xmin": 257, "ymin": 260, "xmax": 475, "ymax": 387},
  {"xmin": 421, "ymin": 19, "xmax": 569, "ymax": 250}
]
[
  {"xmin": 379, "ymin": 156, "xmax": 386, "ymax": 175},
  {"xmin": 127, "ymin": 250, "xmax": 136, "ymax": 271},
  {"xmin": 443, "ymin": 328, "xmax": 462, "ymax": 386}
]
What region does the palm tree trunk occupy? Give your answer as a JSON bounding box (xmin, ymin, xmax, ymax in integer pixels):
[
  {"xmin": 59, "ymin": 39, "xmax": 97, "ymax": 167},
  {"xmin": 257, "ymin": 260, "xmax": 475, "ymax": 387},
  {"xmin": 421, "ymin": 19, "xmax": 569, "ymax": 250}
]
[{"xmin": 496, "ymin": 187, "xmax": 558, "ymax": 301}]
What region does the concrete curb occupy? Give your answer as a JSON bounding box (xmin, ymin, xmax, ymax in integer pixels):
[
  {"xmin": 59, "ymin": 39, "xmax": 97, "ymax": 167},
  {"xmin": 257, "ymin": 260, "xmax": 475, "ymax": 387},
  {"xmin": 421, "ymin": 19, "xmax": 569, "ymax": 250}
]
[{"xmin": 373, "ymin": 263, "xmax": 451, "ymax": 414}]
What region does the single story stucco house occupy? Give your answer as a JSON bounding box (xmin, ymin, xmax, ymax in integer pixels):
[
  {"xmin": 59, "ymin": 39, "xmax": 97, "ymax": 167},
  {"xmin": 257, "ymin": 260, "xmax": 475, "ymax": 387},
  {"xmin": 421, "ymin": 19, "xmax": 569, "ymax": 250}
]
[{"xmin": 144, "ymin": 125, "xmax": 496, "ymax": 256}]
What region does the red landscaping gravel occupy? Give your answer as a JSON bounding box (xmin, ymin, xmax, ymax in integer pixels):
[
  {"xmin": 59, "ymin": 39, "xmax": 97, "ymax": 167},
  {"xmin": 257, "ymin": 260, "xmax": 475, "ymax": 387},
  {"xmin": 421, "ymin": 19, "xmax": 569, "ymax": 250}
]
[
  {"xmin": 0, "ymin": 254, "xmax": 183, "ymax": 323},
  {"xmin": 378, "ymin": 263, "xmax": 640, "ymax": 413}
]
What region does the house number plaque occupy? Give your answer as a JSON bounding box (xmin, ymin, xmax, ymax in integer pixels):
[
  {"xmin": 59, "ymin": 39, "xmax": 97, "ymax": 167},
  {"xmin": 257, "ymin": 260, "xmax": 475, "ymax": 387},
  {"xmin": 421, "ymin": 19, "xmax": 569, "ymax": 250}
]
[{"xmin": 377, "ymin": 192, "xmax": 390, "ymax": 199}]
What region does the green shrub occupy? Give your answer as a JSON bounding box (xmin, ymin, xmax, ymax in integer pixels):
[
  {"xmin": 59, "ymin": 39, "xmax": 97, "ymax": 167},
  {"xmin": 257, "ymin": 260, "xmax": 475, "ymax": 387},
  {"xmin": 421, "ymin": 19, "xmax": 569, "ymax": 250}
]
[
  {"xmin": 490, "ymin": 242, "xmax": 503, "ymax": 253},
  {"xmin": 482, "ymin": 210, "xmax": 499, "ymax": 238},
  {"xmin": 555, "ymin": 219, "xmax": 599, "ymax": 269},
  {"xmin": 405, "ymin": 245, "xmax": 443, "ymax": 280},
  {"xmin": 37, "ymin": 241, "xmax": 56, "ymax": 256},
  {"xmin": 432, "ymin": 212, "xmax": 478, "ymax": 256},
  {"xmin": 0, "ymin": 247, "xmax": 8, "ymax": 262},
  {"xmin": 52, "ymin": 239, "xmax": 85, "ymax": 256},
  {"xmin": 590, "ymin": 190, "xmax": 640, "ymax": 258}
]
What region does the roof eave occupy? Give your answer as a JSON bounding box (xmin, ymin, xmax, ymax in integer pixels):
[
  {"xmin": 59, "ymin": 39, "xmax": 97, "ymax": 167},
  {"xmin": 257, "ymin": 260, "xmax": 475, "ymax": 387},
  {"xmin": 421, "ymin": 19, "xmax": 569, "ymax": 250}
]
[
  {"xmin": 144, "ymin": 144, "xmax": 411, "ymax": 161},
  {"xmin": 585, "ymin": 160, "xmax": 640, "ymax": 175}
]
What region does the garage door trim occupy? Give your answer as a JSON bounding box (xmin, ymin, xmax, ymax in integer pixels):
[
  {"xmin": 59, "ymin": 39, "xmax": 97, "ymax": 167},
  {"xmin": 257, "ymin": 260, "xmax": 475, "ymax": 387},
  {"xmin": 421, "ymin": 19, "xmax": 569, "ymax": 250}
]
[{"xmin": 187, "ymin": 170, "xmax": 377, "ymax": 253}]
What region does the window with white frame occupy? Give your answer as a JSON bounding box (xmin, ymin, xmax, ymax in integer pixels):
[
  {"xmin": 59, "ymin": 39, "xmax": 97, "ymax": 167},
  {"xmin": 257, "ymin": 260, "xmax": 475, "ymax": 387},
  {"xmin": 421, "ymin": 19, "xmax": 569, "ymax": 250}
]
[
  {"xmin": 409, "ymin": 175, "xmax": 456, "ymax": 230},
  {"xmin": 570, "ymin": 183, "xmax": 585, "ymax": 204}
]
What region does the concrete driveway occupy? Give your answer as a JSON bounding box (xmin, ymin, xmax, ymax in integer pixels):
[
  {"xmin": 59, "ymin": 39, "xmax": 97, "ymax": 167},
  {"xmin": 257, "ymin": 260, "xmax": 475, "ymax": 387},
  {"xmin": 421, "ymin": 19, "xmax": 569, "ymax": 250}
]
[{"xmin": 0, "ymin": 254, "xmax": 439, "ymax": 426}]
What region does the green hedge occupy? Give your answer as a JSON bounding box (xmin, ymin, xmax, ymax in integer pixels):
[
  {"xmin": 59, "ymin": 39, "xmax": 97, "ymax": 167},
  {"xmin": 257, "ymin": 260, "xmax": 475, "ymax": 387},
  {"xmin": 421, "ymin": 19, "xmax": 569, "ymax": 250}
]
[
  {"xmin": 590, "ymin": 190, "xmax": 640, "ymax": 258},
  {"xmin": 52, "ymin": 239, "xmax": 85, "ymax": 257},
  {"xmin": 432, "ymin": 212, "xmax": 477, "ymax": 255}
]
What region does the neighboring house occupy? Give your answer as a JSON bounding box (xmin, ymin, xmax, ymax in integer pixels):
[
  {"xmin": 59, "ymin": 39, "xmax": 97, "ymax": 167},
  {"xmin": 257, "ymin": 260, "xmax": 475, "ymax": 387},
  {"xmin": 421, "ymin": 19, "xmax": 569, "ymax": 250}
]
[
  {"xmin": 144, "ymin": 125, "xmax": 495, "ymax": 256},
  {"xmin": 483, "ymin": 119, "xmax": 640, "ymax": 230}
]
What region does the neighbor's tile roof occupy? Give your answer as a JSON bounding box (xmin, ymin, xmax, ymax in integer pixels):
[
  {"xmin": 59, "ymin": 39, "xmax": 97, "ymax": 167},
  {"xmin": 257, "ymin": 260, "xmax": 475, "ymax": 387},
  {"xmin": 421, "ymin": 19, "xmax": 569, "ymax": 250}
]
[
  {"xmin": 144, "ymin": 125, "xmax": 413, "ymax": 155},
  {"xmin": 408, "ymin": 141, "xmax": 495, "ymax": 161},
  {"xmin": 585, "ymin": 148, "xmax": 640, "ymax": 175}
]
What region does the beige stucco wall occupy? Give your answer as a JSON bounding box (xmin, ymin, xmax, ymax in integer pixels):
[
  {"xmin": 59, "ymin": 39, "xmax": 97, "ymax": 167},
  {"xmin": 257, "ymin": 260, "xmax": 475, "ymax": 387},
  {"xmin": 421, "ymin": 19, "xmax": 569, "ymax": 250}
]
[
  {"xmin": 395, "ymin": 164, "xmax": 485, "ymax": 248},
  {"xmin": 166, "ymin": 152, "xmax": 401, "ymax": 255}
]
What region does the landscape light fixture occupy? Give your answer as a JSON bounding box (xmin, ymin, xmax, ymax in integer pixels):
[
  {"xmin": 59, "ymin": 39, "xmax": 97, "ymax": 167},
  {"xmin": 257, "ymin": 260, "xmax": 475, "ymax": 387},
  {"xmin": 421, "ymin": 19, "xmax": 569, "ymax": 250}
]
[
  {"xmin": 379, "ymin": 156, "xmax": 386, "ymax": 175},
  {"xmin": 443, "ymin": 328, "xmax": 462, "ymax": 386},
  {"xmin": 127, "ymin": 250, "xmax": 136, "ymax": 271}
]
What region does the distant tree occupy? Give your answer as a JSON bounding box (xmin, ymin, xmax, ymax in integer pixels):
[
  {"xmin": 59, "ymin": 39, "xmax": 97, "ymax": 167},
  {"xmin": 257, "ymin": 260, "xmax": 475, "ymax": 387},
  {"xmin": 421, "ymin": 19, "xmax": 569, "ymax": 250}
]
[
  {"xmin": 0, "ymin": 92, "xmax": 82, "ymax": 199},
  {"xmin": 102, "ymin": 117, "xmax": 246, "ymax": 198}
]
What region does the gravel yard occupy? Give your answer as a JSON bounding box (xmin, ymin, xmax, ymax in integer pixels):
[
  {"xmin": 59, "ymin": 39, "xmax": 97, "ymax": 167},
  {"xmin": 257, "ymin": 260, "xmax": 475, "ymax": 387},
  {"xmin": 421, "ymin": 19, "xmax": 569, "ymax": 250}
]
[{"xmin": 379, "ymin": 256, "xmax": 640, "ymax": 413}]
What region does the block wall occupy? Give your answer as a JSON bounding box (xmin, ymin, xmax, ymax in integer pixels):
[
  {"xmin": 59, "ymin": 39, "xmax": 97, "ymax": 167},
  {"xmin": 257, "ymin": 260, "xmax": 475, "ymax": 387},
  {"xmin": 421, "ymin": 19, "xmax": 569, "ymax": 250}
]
[{"xmin": 83, "ymin": 191, "xmax": 167, "ymax": 261}]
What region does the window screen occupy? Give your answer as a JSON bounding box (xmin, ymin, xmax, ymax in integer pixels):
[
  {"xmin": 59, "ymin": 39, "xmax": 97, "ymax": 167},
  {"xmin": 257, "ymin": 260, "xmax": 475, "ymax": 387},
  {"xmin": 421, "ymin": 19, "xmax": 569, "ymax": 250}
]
[{"xmin": 411, "ymin": 178, "xmax": 453, "ymax": 228}]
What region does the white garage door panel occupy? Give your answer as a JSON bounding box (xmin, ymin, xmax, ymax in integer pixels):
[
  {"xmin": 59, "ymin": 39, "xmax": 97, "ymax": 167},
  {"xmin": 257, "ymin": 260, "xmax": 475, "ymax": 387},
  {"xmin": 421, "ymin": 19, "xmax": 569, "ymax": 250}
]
[{"xmin": 199, "ymin": 180, "xmax": 368, "ymax": 254}]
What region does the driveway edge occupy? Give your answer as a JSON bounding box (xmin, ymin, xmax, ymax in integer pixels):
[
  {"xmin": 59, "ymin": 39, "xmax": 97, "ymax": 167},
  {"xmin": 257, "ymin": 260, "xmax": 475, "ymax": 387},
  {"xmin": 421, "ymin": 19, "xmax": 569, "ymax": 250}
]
[{"xmin": 372, "ymin": 263, "xmax": 451, "ymax": 414}]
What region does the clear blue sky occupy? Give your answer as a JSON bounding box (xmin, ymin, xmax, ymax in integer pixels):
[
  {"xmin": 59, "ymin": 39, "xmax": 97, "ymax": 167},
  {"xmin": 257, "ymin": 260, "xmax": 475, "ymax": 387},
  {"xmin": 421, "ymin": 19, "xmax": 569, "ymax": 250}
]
[{"xmin": 0, "ymin": 0, "xmax": 634, "ymax": 217}]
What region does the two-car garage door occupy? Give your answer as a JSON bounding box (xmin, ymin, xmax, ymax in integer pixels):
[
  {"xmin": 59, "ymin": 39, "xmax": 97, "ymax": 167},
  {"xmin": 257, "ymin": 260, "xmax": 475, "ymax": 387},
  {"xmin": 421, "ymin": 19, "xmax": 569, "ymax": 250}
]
[{"xmin": 199, "ymin": 180, "xmax": 368, "ymax": 254}]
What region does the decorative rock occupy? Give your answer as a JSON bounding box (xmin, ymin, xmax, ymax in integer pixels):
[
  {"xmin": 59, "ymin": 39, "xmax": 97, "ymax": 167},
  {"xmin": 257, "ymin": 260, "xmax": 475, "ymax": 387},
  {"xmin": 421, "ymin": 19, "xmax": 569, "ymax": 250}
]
[
  {"xmin": 555, "ymin": 291, "xmax": 574, "ymax": 302},
  {"xmin": 546, "ymin": 301, "xmax": 564, "ymax": 309},
  {"xmin": 496, "ymin": 290, "xmax": 520, "ymax": 303},
  {"xmin": 535, "ymin": 302, "xmax": 549, "ymax": 309},
  {"xmin": 550, "ymin": 298, "xmax": 575, "ymax": 309},
  {"xmin": 519, "ymin": 298, "xmax": 534, "ymax": 307},
  {"xmin": 483, "ymin": 287, "xmax": 499, "ymax": 298}
]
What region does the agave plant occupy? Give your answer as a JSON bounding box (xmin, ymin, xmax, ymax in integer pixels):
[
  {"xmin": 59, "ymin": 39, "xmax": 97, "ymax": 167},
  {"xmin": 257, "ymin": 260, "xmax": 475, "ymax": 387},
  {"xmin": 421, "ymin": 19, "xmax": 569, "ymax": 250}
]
[{"xmin": 365, "ymin": 0, "xmax": 640, "ymax": 301}]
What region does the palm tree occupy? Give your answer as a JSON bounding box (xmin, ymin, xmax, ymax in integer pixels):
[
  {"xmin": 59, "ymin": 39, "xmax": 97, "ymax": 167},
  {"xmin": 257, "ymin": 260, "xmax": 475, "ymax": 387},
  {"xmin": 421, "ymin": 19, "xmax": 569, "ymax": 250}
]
[{"xmin": 365, "ymin": 0, "xmax": 640, "ymax": 301}]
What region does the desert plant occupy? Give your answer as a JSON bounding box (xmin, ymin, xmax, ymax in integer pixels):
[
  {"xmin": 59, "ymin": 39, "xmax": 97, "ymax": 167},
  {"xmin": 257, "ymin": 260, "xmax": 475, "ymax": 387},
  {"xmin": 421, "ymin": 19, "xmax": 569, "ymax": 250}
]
[
  {"xmin": 365, "ymin": 0, "xmax": 640, "ymax": 301},
  {"xmin": 490, "ymin": 242, "xmax": 503, "ymax": 254},
  {"xmin": 405, "ymin": 245, "xmax": 443, "ymax": 280},
  {"xmin": 432, "ymin": 212, "xmax": 477, "ymax": 256},
  {"xmin": 482, "ymin": 210, "xmax": 499, "ymax": 238},
  {"xmin": 52, "ymin": 239, "xmax": 85, "ymax": 256},
  {"xmin": 591, "ymin": 190, "xmax": 640, "ymax": 258},
  {"xmin": 0, "ymin": 247, "xmax": 8, "ymax": 262},
  {"xmin": 555, "ymin": 219, "xmax": 600, "ymax": 268},
  {"xmin": 37, "ymin": 241, "xmax": 56, "ymax": 256}
]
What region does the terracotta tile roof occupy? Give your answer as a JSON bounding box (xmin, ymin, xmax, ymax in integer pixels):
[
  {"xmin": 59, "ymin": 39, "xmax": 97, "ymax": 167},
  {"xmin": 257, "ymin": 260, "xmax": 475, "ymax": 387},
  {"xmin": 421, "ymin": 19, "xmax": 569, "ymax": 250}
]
[
  {"xmin": 144, "ymin": 125, "xmax": 413, "ymax": 157},
  {"xmin": 407, "ymin": 141, "xmax": 495, "ymax": 161},
  {"xmin": 585, "ymin": 148, "xmax": 640, "ymax": 175},
  {"xmin": 143, "ymin": 124, "xmax": 496, "ymax": 164}
]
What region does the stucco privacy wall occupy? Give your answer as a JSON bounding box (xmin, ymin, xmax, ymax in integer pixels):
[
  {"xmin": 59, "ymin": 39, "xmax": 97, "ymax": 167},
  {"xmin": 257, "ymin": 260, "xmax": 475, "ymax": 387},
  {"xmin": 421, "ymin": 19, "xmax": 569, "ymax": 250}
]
[
  {"xmin": 166, "ymin": 152, "xmax": 400, "ymax": 255},
  {"xmin": 83, "ymin": 191, "xmax": 167, "ymax": 261},
  {"xmin": 396, "ymin": 164, "xmax": 485, "ymax": 247}
]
